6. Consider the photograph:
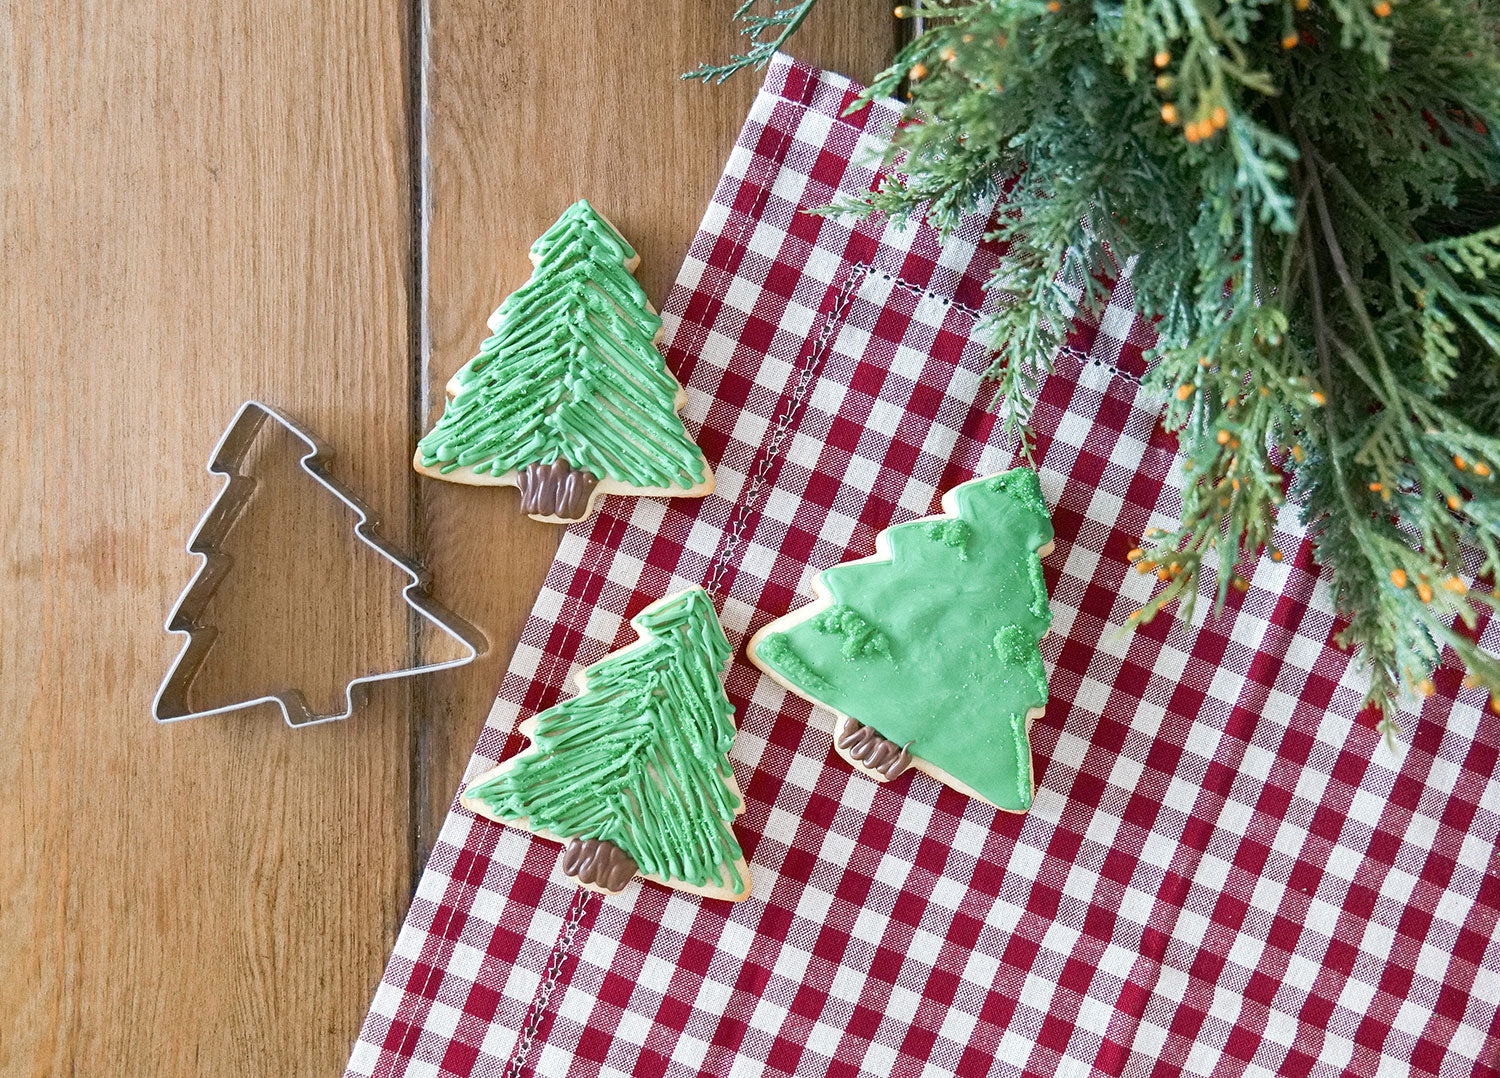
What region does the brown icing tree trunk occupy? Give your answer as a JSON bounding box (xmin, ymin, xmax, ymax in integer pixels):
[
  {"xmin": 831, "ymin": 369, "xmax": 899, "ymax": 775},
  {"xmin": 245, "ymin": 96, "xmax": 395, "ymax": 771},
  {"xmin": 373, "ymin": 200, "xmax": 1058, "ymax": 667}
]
[
  {"xmin": 837, "ymin": 719, "xmax": 914, "ymax": 780},
  {"xmin": 517, "ymin": 458, "xmax": 599, "ymax": 520},
  {"xmin": 561, "ymin": 836, "xmax": 638, "ymax": 893}
]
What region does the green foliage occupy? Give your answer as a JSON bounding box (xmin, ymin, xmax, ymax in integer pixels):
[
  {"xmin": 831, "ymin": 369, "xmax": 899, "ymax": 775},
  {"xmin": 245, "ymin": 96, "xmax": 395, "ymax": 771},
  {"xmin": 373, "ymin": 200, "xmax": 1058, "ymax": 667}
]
[
  {"xmin": 683, "ymin": 1, "xmax": 823, "ymax": 84},
  {"xmin": 701, "ymin": 0, "xmax": 1500, "ymax": 730}
]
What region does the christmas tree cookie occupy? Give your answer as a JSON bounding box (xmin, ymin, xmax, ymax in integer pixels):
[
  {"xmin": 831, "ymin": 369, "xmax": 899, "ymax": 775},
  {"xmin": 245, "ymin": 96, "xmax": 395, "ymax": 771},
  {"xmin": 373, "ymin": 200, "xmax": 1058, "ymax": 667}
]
[
  {"xmin": 749, "ymin": 468, "xmax": 1055, "ymax": 813},
  {"xmin": 462, "ymin": 587, "xmax": 752, "ymax": 901},
  {"xmin": 415, "ymin": 200, "xmax": 714, "ymax": 522}
]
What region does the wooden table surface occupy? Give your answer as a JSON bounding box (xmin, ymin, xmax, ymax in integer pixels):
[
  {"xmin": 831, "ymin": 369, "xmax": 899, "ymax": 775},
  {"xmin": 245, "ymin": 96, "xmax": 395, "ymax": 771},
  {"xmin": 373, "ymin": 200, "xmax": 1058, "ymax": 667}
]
[{"xmin": 1, "ymin": 3, "xmax": 892, "ymax": 1073}]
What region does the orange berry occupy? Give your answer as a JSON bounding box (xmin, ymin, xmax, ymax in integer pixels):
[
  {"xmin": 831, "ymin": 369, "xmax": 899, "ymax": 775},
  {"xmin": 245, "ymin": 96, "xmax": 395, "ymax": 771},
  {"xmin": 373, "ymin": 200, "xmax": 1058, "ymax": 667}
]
[
  {"xmin": 1271, "ymin": 549, "xmax": 1284, "ymax": 562},
  {"xmin": 1177, "ymin": 383, "xmax": 1195, "ymax": 400},
  {"xmin": 1217, "ymin": 430, "xmax": 1231, "ymax": 445},
  {"xmin": 1291, "ymin": 445, "xmax": 1306, "ymax": 462},
  {"xmin": 1137, "ymin": 560, "xmax": 1156, "ymax": 574},
  {"xmin": 894, "ymin": 5, "xmax": 906, "ymax": 14},
  {"xmin": 1417, "ymin": 679, "xmax": 1435, "ymax": 698},
  {"xmin": 1417, "ymin": 580, "xmax": 1433, "ymax": 603},
  {"xmin": 1449, "ymin": 495, "xmax": 1463, "ymax": 511},
  {"xmin": 1282, "ymin": 33, "xmax": 1299, "ymax": 49},
  {"xmin": 1211, "ymin": 107, "xmax": 1228, "ymax": 129},
  {"xmin": 1128, "ymin": 548, "xmax": 1144, "ymax": 562},
  {"xmin": 1162, "ymin": 103, "xmax": 1179, "ymax": 125},
  {"xmin": 1475, "ymin": 461, "xmax": 1492, "ymax": 477},
  {"xmin": 1491, "ymin": 696, "xmax": 1500, "ymax": 716},
  {"xmin": 910, "ymin": 63, "xmax": 927, "ymax": 79},
  {"xmin": 1233, "ymin": 577, "xmax": 1249, "ymax": 592},
  {"xmin": 1310, "ymin": 390, "xmax": 1327, "ymax": 405},
  {"xmin": 1154, "ymin": 50, "xmax": 1171, "ymax": 67},
  {"xmin": 1391, "ymin": 568, "xmax": 1408, "ymax": 589},
  {"xmin": 1185, "ymin": 122, "xmax": 1202, "ymax": 143},
  {"xmin": 1444, "ymin": 576, "xmax": 1467, "ymax": 594},
  {"xmin": 1463, "ymin": 674, "xmax": 1481, "ymax": 690},
  {"xmin": 1369, "ymin": 482, "xmax": 1383, "ymax": 492},
  {"xmin": 1455, "ymin": 455, "xmax": 1468, "ymax": 470},
  {"xmin": 1047, "ymin": 1, "xmax": 1061, "ymax": 11},
  {"xmin": 1295, "ymin": 0, "xmax": 1309, "ymax": 8},
  {"xmin": 1157, "ymin": 567, "xmax": 1171, "ymax": 581},
  {"xmin": 940, "ymin": 47, "xmax": 957, "ymax": 63},
  {"xmin": 1373, "ymin": 1, "xmax": 1391, "ymax": 15}
]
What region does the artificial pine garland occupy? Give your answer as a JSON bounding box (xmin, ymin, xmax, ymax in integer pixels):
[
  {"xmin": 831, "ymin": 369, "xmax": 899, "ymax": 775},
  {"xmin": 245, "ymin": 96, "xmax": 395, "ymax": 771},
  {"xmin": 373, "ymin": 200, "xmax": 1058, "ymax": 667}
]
[{"xmin": 694, "ymin": 0, "xmax": 1500, "ymax": 734}]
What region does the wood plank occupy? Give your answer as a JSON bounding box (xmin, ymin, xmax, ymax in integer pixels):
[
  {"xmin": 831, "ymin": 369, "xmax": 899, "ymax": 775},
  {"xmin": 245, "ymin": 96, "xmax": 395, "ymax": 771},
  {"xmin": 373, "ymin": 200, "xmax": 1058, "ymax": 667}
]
[
  {"xmin": 0, "ymin": 3, "xmax": 416, "ymax": 1074},
  {"xmin": 414, "ymin": 3, "xmax": 898, "ymax": 862}
]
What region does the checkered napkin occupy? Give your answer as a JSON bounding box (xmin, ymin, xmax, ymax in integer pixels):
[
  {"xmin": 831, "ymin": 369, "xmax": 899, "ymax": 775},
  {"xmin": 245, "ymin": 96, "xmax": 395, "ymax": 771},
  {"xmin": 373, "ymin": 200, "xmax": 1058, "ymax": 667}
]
[{"xmin": 348, "ymin": 54, "xmax": 1500, "ymax": 1078}]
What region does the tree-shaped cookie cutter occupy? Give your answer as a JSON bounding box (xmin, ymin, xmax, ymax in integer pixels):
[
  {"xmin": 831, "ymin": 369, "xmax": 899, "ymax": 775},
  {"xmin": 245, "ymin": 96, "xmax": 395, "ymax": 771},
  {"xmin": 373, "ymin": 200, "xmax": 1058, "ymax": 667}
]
[{"xmin": 154, "ymin": 400, "xmax": 487, "ymax": 727}]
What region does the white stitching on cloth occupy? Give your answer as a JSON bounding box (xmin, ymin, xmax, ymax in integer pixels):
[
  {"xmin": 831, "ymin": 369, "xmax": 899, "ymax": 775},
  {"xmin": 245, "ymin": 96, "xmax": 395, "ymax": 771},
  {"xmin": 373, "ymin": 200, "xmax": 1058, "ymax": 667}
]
[
  {"xmin": 873, "ymin": 270, "xmax": 1145, "ymax": 387},
  {"xmin": 494, "ymin": 260, "xmax": 876, "ymax": 1078},
  {"xmin": 500, "ymin": 886, "xmax": 594, "ymax": 1078},
  {"xmin": 703, "ymin": 262, "xmax": 874, "ymax": 600}
]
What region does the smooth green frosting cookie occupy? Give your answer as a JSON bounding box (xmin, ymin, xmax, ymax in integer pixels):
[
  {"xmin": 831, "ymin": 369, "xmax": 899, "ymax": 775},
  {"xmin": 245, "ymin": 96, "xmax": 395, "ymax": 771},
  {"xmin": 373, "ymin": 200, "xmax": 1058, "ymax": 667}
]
[
  {"xmin": 751, "ymin": 468, "xmax": 1054, "ymax": 811},
  {"xmin": 464, "ymin": 587, "xmax": 749, "ymax": 897}
]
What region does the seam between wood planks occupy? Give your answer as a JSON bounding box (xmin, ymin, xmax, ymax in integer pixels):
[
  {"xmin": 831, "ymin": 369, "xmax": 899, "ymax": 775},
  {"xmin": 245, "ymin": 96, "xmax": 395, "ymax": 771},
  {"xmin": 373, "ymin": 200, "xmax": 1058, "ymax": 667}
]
[{"xmin": 408, "ymin": 0, "xmax": 434, "ymax": 900}]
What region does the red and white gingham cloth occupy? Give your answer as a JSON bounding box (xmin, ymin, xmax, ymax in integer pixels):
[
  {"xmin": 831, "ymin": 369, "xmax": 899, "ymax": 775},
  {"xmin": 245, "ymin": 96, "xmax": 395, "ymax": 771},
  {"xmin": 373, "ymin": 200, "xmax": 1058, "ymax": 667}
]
[{"xmin": 348, "ymin": 55, "xmax": 1500, "ymax": 1078}]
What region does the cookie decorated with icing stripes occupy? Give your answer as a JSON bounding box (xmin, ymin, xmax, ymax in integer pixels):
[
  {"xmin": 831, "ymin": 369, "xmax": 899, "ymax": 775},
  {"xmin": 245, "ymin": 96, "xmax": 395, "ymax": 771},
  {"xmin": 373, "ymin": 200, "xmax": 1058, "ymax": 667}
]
[
  {"xmin": 462, "ymin": 587, "xmax": 752, "ymax": 901},
  {"xmin": 749, "ymin": 468, "xmax": 1055, "ymax": 813},
  {"xmin": 415, "ymin": 201, "xmax": 713, "ymax": 523}
]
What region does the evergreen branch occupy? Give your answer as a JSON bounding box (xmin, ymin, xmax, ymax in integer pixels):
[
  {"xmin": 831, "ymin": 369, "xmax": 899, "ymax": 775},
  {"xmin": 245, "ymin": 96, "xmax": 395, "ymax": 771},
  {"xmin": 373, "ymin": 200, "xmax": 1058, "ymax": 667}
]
[
  {"xmin": 683, "ymin": 0, "xmax": 825, "ymax": 84},
  {"xmin": 697, "ymin": 0, "xmax": 1500, "ymax": 728}
]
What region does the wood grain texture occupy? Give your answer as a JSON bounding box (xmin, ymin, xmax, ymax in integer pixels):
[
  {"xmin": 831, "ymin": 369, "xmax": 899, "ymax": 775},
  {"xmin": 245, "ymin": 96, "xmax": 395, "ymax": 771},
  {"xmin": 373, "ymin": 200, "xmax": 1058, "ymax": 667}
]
[
  {"xmin": 2, "ymin": 1, "xmax": 895, "ymax": 1072},
  {"xmin": 0, "ymin": 2, "xmax": 416, "ymax": 1075},
  {"xmin": 413, "ymin": 0, "xmax": 897, "ymax": 870}
]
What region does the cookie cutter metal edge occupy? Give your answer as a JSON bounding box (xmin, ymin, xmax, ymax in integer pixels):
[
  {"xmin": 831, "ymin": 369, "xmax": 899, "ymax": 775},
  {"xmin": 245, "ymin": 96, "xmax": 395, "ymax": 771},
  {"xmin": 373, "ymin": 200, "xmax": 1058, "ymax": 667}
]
[{"xmin": 153, "ymin": 399, "xmax": 487, "ymax": 728}]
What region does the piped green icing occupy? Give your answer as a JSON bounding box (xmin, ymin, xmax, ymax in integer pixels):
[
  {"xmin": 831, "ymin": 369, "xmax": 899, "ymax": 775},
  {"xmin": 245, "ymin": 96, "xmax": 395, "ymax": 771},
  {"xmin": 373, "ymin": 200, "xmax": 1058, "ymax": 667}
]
[
  {"xmin": 989, "ymin": 468, "xmax": 1047, "ymax": 518},
  {"xmin": 1027, "ymin": 557, "xmax": 1049, "ymax": 620},
  {"xmin": 417, "ymin": 200, "xmax": 707, "ymax": 489},
  {"xmin": 464, "ymin": 587, "xmax": 745, "ymax": 894},
  {"xmin": 925, "ymin": 519, "xmax": 971, "ymax": 559},
  {"xmin": 752, "ymin": 467, "xmax": 1053, "ymax": 811},
  {"xmin": 810, "ymin": 604, "xmax": 891, "ymax": 659},
  {"xmin": 755, "ymin": 633, "xmax": 829, "ymax": 692},
  {"xmin": 994, "ymin": 625, "xmax": 1049, "ymax": 700}
]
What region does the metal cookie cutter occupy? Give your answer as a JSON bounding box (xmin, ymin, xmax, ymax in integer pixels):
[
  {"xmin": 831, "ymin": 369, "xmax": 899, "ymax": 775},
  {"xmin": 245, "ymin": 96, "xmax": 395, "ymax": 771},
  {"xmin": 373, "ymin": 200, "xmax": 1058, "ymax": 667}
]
[{"xmin": 154, "ymin": 400, "xmax": 487, "ymax": 727}]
